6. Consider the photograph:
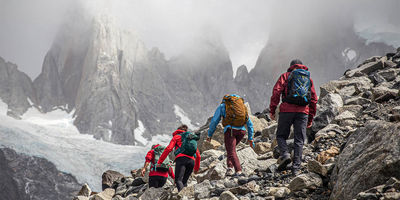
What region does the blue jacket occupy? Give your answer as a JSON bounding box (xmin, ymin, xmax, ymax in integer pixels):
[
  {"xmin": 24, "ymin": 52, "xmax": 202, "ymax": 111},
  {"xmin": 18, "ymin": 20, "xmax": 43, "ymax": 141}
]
[{"xmin": 207, "ymin": 95, "xmax": 254, "ymax": 140}]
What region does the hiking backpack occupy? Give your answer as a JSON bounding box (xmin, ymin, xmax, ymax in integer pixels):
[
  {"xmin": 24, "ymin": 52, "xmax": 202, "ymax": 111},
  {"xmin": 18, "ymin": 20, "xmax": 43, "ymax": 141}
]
[
  {"xmin": 174, "ymin": 132, "xmax": 200, "ymax": 157},
  {"xmin": 152, "ymin": 145, "xmax": 171, "ymax": 172},
  {"xmin": 283, "ymin": 69, "xmax": 312, "ymax": 106},
  {"xmin": 221, "ymin": 95, "xmax": 249, "ymax": 127}
]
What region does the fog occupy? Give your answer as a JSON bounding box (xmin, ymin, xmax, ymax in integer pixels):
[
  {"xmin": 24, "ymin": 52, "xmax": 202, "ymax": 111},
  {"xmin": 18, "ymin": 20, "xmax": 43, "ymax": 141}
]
[{"xmin": 0, "ymin": 0, "xmax": 399, "ymax": 79}]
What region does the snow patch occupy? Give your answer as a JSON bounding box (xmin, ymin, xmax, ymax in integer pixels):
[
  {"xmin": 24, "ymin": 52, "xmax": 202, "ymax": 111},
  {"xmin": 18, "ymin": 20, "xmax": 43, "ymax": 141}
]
[
  {"xmin": 134, "ymin": 120, "xmax": 147, "ymax": 146},
  {"xmin": 342, "ymin": 48, "xmax": 357, "ymax": 61},
  {"xmin": 173, "ymin": 104, "xmax": 198, "ymax": 130},
  {"xmin": 0, "ymin": 99, "xmax": 170, "ymax": 191}
]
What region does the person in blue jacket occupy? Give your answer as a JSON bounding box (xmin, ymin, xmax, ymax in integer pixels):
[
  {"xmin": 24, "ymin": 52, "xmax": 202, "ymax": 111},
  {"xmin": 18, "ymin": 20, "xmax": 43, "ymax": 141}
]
[{"xmin": 206, "ymin": 94, "xmax": 254, "ymax": 176}]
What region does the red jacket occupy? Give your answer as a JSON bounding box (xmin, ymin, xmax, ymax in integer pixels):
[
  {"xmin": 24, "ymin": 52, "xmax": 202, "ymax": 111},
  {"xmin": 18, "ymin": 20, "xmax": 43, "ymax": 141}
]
[
  {"xmin": 269, "ymin": 64, "xmax": 318, "ymax": 122},
  {"xmin": 157, "ymin": 129, "xmax": 201, "ymax": 172},
  {"xmin": 145, "ymin": 144, "xmax": 175, "ymax": 178}
]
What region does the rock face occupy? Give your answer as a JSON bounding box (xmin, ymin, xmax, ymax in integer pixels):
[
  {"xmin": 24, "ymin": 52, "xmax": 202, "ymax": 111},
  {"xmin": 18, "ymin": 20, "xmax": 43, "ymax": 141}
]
[
  {"xmin": 31, "ymin": 13, "xmax": 238, "ymax": 145},
  {"xmin": 0, "ymin": 57, "xmax": 37, "ymax": 118},
  {"xmin": 0, "ymin": 148, "xmax": 81, "ymax": 200},
  {"xmin": 239, "ymin": 2, "xmax": 394, "ymax": 112},
  {"xmin": 330, "ymin": 121, "xmax": 400, "ymax": 199}
]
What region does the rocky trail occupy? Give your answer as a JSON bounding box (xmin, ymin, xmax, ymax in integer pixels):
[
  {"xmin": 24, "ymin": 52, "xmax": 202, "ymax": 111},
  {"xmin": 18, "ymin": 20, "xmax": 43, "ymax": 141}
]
[{"xmin": 73, "ymin": 48, "xmax": 400, "ymax": 200}]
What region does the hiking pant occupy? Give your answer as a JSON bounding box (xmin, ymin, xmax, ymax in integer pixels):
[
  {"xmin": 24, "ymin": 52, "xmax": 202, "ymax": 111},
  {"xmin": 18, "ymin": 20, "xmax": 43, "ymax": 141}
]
[
  {"xmin": 276, "ymin": 112, "xmax": 308, "ymax": 169},
  {"xmin": 175, "ymin": 156, "xmax": 194, "ymax": 191},
  {"xmin": 224, "ymin": 128, "xmax": 246, "ymax": 172},
  {"xmin": 148, "ymin": 176, "xmax": 167, "ymax": 188}
]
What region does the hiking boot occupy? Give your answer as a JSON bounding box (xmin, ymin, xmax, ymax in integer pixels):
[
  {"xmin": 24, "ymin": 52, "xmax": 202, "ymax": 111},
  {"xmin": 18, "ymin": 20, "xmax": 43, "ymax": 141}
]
[
  {"xmin": 225, "ymin": 168, "xmax": 234, "ymax": 176},
  {"xmin": 277, "ymin": 156, "xmax": 292, "ymax": 171},
  {"xmin": 292, "ymin": 168, "xmax": 301, "ymax": 176},
  {"xmin": 233, "ymin": 171, "xmax": 245, "ymax": 177}
]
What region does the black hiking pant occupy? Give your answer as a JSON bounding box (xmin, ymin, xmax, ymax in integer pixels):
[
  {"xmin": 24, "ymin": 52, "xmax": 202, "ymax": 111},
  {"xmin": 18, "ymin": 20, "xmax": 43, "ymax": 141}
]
[
  {"xmin": 276, "ymin": 112, "xmax": 308, "ymax": 169},
  {"xmin": 148, "ymin": 176, "xmax": 167, "ymax": 188},
  {"xmin": 175, "ymin": 156, "xmax": 194, "ymax": 191}
]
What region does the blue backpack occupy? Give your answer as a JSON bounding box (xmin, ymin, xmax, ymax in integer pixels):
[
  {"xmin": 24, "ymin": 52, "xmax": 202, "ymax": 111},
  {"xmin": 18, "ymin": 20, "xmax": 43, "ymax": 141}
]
[{"xmin": 283, "ymin": 69, "xmax": 311, "ymax": 106}]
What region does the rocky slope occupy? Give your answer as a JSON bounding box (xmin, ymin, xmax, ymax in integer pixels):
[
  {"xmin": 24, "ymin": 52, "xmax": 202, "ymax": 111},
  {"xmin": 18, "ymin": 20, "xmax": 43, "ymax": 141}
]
[
  {"xmin": 241, "ymin": 1, "xmax": 395, "ymax": 112},
  {"xmin": 0, "ymin": 148, "xmax": 81, "ymax": 200},
  {"xmin": 73, "ymin": 48, "xmax": 400, "ymax": 200},
  {"xmin": 0, "ymin": 57, "xmax": 37, "ymax": 118}
]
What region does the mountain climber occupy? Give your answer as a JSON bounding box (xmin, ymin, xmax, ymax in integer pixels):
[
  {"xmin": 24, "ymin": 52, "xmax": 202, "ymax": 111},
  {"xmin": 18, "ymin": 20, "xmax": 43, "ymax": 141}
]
[
  {"xmin": 207, "ymin": 94, "xmax": 254, "ymax": 177},
  {"xmin": 141, "ymin": 144, "xmax": 175, "ymax": 188},
  {"xmin": 269, "ymin": 59, "xmax": 318, "ymax": 175},
  {"xmin": 157, "ymin": 125, "xmax": 201, "ymax": 191}
]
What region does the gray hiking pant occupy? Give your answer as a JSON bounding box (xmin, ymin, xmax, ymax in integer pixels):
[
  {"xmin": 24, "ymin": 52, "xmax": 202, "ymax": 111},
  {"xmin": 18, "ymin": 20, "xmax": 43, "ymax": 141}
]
[{"xmin": 276, "ymin": 112, "xmax": 308, "ymax": 169}]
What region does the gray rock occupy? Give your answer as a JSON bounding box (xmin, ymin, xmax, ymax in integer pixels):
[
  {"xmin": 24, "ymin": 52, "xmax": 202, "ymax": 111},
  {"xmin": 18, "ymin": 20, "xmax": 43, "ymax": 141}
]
[
  {"xmin": 0, "ymin": 57, "xmax": 36, "ymax": 118},
  {"xmin": 222, "ymin": 147, "xmax": 276, "ymax": 175},
  {"xmin": 253, "ymin": 142, "xmax": 271, "ymax": 155},
  {"xmin": 102, "ymin": 170, "xmax": 124, "ymax": 190},
  {"xmin": 371, "ymin": 86, "xmax": 398, "ymax": 103},
  {"xmin": 334, "ymin": 110, "xmax": 356, "ymax": 122},
  {"xmin": 0, "ymin": 148, "xmax": 80, "ymax": 200},
  {"xmin": 312, "ymin": 93, "xmax": 343, "ymax": 132},
  {"xmin": 219, "ymin": 190, "xmax": 239, "ymax": 200},
  {"xmin": 330, "ymin": 121, "xmax": 400, "ymax": 200},
  {"xmin": 377, "ymin": 68, "xmax": 399, "ymax": 82},
  {"xmin": 194, "ymin": 180, "xmax": 212, "ymax": 199},
  {"xmin": 289, "ymin": 173, "xmax": 323, "ymax": 191},
  {"xmin": 78, "ymin": 183, "xmax": 92, "ymax": 197},
  {"xmin": 229, "ymin": 181, "xmax": 260, "ymax": 195},
  {"xmin": 267, "ymin": 187, "xmax": 290, "ymax": 198},
  {"xmin": 344, "ymin": 96, "xmax": 371, "ymax": 106},
  {"xmin": 89, "ymin": 188, "xmax": 115, "ymax": 200},
  {"xmin": 262, "ymin": 123, "xmax": 277, "ymax": 141},
  {"xmin": 307, "ymin": 159, "xmax": 328, "ymax": 177},
  {"xmin": 138, "ymin": 187, "xmax": 168, "ymax": 200}
]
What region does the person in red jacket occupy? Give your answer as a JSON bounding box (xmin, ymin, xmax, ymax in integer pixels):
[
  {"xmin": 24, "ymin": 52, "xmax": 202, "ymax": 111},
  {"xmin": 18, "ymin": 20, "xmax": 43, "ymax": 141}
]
[
  {"xmin": 269, "ymin": 59, "xmax": 318, "ymax": 175},
  {"xmin": 157, "ymin": 125, "xmax": 201, "ymax": 192},
  {"xmin": 141, "ymin": 144, "xmax": 175, "ymax": 188}
]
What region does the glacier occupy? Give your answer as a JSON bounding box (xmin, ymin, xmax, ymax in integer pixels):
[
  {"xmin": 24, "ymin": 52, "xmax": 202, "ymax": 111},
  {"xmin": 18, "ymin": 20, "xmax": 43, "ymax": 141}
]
[{"xmin": 0, "ymin": 100, "xmax": 171, "ymax": 191}]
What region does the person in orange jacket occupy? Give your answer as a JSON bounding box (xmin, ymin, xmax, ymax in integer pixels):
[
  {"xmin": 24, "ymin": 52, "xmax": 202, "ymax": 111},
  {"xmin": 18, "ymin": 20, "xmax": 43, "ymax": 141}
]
[{"xmin": 157, "ymin": 125, "xmax": 201, "ymax": 191}]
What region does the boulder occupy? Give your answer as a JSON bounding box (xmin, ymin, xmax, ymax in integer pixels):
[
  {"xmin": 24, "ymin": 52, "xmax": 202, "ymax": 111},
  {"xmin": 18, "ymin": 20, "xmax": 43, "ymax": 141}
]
[
  {"xmin": 312, "ymin": 93, "xmax": 343, "ymax": 132},
  {"xmin": 330, "ymin": 121, "xmax": 400, "ymax": 200},
  {"xmin": 201, "ymin": 149, "xmax": 224, "ymax": 161},
  {"xmin": 344, "ymin": 96, "xmax": 371, "ymax": 106},
  {"xmin": 102, "ymin": 170, "xmax": 124, "ymax": 190},
  {"xmin": 178, "ymin": 185, "xmax": 195, "ymax": 199},
  {"xmin": 289, "ymin": 173, "xmax": 323, "ymax": 192},
  {"xmin": 78, "ymin": 183, "xmax": 92, "ymax": 197},
  {"xmin": 138, "ymin": 187, "xmax": 168, "ymax": 200},
  {"xmin": 194, "ymin": 180, "xmax": 212, "ymax": 199},
  {"xmin": 307, "ymin": 159, "xmax": 328, "ymax": 177},
  {"xmin": 372, "ymin": 86, "xmax": 398, "ymax": 103},
  {"xmin": 261, "ymin": 123, "xmax": 277, "ymax": 141},
  {"xmin": 377, "ymin": 68, "xmax": 399, "ymax": 82},
  {"xmin": 267, "ymin": 187, "xmax": 290, "ymax": 198},
  {"xmin": 229, "ymin": 181, "xmax": 260, "ymax": 195},
  {"xmin": 222, "ymin": 147, "xmax": 276, "ymax": 175},
  {"xmin": 254, "ymin": 142, "xmax": 271, "ymax": 155},
  {"xmin": 316, "ymin": 146, "xmax": 339, "ymax": 164},
  {"xmin": 340, "ymin": 105, "xmax": 363, "ymax": 117},
  {"xmin": 208, "ymin": 162, "xmax": 227, "ymax": 180},
  {"xmin": 201, "ymin": 139, "xmax": 222, "ymax": 152},
  {"xmin": 219, "ymin": 191, "xmax": 239, "ymax": 200},
  {"xmin": 345, "ymin": 58, "xmax": 385, "ymax": 78},
  {"xmin": 90, "ymin": 188, "xmax": 115, "ymax": 200},
  {"xmin": 334, "ymin": 110, "xmax": 356, "ymax": 122},
  {"xmin": 314, "ymin": 124, "xmax": 342, "ymax": 139}
]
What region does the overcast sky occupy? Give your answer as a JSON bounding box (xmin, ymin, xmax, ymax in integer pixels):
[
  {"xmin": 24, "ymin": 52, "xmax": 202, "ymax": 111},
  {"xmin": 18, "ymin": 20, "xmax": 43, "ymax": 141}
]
[{"xmin": 0, "ymin": 0, "xmax": 399, "ymax": 79}]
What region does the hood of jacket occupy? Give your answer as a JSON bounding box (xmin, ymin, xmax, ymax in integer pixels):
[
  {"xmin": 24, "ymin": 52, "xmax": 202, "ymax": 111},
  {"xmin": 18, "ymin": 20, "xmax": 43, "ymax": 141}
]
[
  {"xmin": 287, "ymin": 64, "xmax": 309, "ymax": 72},
  {"xmin": 172, "ymin": 129, "xmax": 185, "ymax": 136}
]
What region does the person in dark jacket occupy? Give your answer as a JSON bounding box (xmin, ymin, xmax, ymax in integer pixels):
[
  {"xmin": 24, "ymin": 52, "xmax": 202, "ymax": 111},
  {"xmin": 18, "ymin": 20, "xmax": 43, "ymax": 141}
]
[
  {"xmin": 157, "ymin": 125, "xmax": 201, "ymax": 192},
  {"xmin": 269, "ymin": 59, "xmax": 318, "ymax": 175},
  {"xmin": 141, "ymin": 144, "xmax": 175, "ymax": 188}
]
